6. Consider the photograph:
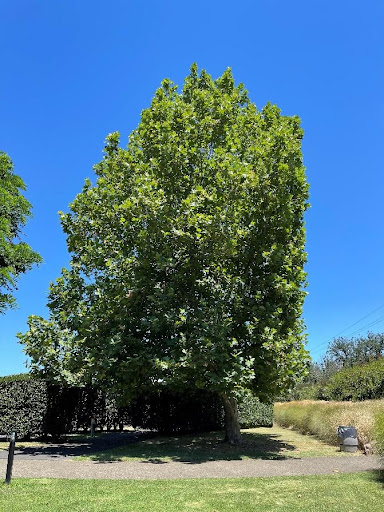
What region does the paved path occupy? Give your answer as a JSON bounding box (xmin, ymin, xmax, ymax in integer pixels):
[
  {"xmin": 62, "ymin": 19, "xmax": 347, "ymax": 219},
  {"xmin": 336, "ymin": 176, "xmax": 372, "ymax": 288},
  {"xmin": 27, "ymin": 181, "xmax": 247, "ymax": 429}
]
[{"xmin": 0, "ymin": 455, "xmax": 381, "ymax": 480}]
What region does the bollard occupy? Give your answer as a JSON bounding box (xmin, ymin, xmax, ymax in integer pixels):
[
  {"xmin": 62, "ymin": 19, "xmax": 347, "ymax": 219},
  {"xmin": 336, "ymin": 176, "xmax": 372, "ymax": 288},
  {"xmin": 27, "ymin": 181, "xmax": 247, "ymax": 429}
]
[{"xmin": 5, "ymin": 432, "xmax": 16, "ymax": 484}]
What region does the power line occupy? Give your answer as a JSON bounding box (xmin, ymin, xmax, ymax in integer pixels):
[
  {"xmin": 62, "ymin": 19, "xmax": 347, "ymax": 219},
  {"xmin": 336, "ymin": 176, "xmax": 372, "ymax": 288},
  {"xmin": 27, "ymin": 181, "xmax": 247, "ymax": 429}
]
[
  {"xmin": 348, "ymin": 314, "xmax": 384, "ymax": 337},
  {"xmin": 309, "ymin": 302, "xmax": 384, "ymax": 355},
  {"xmin": 311, "ymin": 315, "xmax": 384, "ymax": 357}
]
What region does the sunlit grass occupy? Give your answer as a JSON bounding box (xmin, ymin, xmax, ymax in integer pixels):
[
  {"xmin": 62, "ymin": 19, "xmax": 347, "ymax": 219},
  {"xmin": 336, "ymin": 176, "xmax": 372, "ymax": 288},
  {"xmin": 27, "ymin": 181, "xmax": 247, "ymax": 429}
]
[
  {"xmin": 78, "ymin": 425, "xmax": 357, "ymax": 463},
  {"xmin": 0, "ymin": 472, "xmax": 382, "ymax": 511},
  {"xmin": 0, "ymin": 441, "xmax": 43, "ymax": 451}
]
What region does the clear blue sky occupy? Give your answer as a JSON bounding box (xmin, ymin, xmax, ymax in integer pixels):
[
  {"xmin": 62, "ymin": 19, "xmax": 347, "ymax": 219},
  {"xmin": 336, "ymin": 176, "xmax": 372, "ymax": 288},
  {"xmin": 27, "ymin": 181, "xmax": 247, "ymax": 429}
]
[{"xmin": 1, "ymin": 1, "xmax": 383, "ymax": 376}]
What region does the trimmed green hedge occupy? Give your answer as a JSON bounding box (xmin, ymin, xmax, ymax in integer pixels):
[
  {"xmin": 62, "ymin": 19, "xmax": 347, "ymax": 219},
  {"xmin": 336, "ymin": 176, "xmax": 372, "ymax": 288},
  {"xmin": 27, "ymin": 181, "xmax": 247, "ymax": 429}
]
[
  {"xmin": 0, "ymin": 375, "xmax": 128, "ymax": 438},
  {"xmin": 129, "ymin": 388, "xmax": 273, "ymax": 434},
  {"xmin": 0, "ymin": 375, "xmax": 47, "ymax": 438},
  {"xmin": 0, "ymin": 375, "xmax": 272, "ymax": 438},
  {"xmin": 322, "ymin": 358, "xmax": 384, "ymax": 401},
  {"xmin": 0, "ymin": 373, "xmax": 31, "ymax": 382},
  {"xmin": 128, "ymin": 389, "xmax": 224, "ymax": 434}
]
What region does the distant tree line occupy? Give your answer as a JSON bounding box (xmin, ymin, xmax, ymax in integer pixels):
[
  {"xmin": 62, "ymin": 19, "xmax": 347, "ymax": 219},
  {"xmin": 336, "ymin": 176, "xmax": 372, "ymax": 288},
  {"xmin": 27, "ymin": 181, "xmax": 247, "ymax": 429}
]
[
  {"xmin": 285, "ymin": 332, "xmax": 384, "ymax": 401},
  {"xmin": 321, "ymin": 332, "xmax": 384, "ymax": 371}
]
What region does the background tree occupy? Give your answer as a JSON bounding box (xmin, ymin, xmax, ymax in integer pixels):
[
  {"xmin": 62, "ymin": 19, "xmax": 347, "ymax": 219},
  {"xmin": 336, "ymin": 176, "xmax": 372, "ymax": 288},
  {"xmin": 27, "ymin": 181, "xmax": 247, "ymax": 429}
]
[
  {"xmin": 322, "ymin": 332, "xmax": 384, "ymax": 370},
  {"xmin": 285, "ymin": 332, "xmax": 384, "ymax": 401},
  {"xmin": 19, "ymin": 66, "xmax": 309, "ymax": 443},
  {"xmin": 0, "ymin": 152, "xmax": 41, "ymax": 313},
  {"xmin": 354, "ymin": 332, "xmax": 384, "ymax": 362}
]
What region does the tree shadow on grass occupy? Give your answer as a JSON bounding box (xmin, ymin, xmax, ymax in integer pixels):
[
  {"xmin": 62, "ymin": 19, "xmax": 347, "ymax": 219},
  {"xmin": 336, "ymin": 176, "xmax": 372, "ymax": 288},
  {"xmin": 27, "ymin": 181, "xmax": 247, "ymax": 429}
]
[
  {"xmin": 0, "ymin": 432, "xmax": 149, "ymax": 460},
  {"xmin": 88, "ymin": 430, "xmax": 299, "ymax": 464}
]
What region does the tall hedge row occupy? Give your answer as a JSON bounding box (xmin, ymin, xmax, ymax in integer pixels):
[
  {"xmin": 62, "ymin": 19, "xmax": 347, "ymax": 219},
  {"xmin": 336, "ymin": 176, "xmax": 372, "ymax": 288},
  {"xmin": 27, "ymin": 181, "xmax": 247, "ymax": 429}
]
[
  {"xmin": 128, "ymin": 388, "xmax": 273, "ymax": 434},
  {"xmin": 128, "ymin": 389, "xmax": 224, "ymax": 434},
  {"xmin": 0, "ymin": 375, "xmax": 127, "ymax": 438},
  {"xmin": 0, "ymin": 375, "xmax": 272, "ymax": 438},
  {"xmin": 0, "ymin": 376, "xmax": 47, "ymax": 438}
]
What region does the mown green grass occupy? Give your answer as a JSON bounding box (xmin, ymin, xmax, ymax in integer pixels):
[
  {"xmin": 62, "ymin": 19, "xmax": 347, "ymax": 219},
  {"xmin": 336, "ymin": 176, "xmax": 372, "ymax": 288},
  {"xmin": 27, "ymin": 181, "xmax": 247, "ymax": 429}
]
[
  {"xmin": 0, "ymin": 472, "xmax": 382, "ymax": 511},
  {"xmin": 78, "ymin": 426, "xmax": 357, "ymax": 463}
]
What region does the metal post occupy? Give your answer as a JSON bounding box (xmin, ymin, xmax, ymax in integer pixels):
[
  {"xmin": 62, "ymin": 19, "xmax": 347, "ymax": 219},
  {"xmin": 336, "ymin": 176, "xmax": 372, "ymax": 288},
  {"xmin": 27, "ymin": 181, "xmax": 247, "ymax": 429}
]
[
  {"xmin": 5, "ymin": 432, "xmax": 16, "ymax": 484},
  {"xmin": 90, "ymin": 418, "xmax": 96, "ymax": 438}
]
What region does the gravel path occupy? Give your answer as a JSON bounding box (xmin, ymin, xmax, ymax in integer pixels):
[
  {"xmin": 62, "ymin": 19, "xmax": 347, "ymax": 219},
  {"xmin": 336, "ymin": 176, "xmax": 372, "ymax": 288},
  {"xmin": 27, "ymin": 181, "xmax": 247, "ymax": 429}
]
[
  {"xmin": 0, "ymin": 431, "xmax": 148, "ymax": 460},
  {"xmin": 0, "ymin": 455, "xmax": 381, "ymax": 480},
  {"xmin": 1, "ymin": 431, "xmax": 381, "ymax": 480}
]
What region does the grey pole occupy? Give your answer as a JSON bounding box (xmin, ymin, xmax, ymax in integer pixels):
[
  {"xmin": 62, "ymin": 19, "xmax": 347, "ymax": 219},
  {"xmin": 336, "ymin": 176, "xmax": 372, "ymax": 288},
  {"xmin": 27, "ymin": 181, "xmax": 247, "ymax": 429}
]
[
  {"xmin": 90, "ymin": 418, "xmax": 96, "ymax": 438},
  {"xmin": 5, "ymin": 432, "xmax": 16, "ymax": 484}
]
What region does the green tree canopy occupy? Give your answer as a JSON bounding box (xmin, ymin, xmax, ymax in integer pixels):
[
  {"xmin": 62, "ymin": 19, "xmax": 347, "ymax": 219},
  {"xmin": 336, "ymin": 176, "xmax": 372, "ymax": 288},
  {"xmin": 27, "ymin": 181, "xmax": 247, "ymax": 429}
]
[
  {"xmin": 19, "ymin": 66, "xmax": 309, "ymax": 442},
  {"xmin": 0, "ymin": 152, "xmax": 41, "ymax": 313},
  {"xmin": 322, "ymin": 332, "xmax": 384, "ymax": 371}
]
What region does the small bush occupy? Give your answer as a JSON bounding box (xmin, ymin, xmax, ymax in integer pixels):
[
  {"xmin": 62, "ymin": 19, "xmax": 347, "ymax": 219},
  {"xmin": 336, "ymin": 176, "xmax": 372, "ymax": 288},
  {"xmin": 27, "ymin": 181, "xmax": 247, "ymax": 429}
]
[
  {"xmin": 236, "ymin": 389, "xmax": 273, "ymax": 428},
  {"xmin": 274, "ymin": 399, "xmax": 384, "ymax": 450}
]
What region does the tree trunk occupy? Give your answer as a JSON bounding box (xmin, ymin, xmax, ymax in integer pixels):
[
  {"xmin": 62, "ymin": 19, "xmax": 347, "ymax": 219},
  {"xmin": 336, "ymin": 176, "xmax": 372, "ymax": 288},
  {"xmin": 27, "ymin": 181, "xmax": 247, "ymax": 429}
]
[{"xmin": 222, "ymin": 393, "xmax": 242, "ymax": 444}]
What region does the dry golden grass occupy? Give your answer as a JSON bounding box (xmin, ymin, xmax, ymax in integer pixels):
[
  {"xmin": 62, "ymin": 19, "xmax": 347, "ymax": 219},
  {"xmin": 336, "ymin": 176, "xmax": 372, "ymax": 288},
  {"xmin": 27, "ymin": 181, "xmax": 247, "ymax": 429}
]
[{"xmin": 274, "ymin": 399, "xmax": 384, "ymax": 451}]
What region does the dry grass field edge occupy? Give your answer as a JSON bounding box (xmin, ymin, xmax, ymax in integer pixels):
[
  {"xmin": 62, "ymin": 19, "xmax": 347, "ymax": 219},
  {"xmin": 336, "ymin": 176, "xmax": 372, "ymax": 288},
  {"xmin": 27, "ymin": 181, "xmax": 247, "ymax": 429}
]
[{"xmin": 274, "ymin": 399, "xmax": 384, "ymax": 452}]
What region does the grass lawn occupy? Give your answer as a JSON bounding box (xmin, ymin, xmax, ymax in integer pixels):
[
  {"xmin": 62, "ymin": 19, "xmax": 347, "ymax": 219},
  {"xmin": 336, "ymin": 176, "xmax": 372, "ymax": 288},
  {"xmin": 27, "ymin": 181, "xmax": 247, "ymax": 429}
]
[
  {"xmin": 0, "ymin": 472, "xmax": 382, "ymax": 511},
  {"xmin": 78, "ymin": 426, "xmax": 357, "ymax": 463}
]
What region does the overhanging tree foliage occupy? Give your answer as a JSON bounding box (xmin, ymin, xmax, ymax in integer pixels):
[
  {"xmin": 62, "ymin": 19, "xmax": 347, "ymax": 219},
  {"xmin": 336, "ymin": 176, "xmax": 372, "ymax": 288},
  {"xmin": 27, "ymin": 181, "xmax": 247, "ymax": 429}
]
[
  {"xmin": 0, "ymin": 152, "xmax": 41, "ymax": 312},
  {"xmin": 19, "ymin": 66, "xmax": 309, "ymax": 443}
]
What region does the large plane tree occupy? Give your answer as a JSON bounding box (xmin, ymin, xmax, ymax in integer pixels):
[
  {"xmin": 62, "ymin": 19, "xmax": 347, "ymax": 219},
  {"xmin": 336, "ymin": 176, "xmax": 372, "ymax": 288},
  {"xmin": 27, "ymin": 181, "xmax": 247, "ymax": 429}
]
[{"xmin": 19, "ymin": 66, "xmax": 309, "ymax": 443}]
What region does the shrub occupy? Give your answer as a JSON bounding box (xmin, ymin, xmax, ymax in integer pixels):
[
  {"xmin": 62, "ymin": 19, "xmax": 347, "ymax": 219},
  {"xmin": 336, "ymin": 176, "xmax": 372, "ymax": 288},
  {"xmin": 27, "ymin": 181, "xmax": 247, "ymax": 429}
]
[
  {"xmin": 236, "ymin": 389, "xmax": 273, "ymax": 428},
  {"xmin": 0, "ymin": 374, "xmax": 47, "ymax": 438},
  {"xmin": 286, "ymin": 383, "xmax": 321, "ymax": 401},
  {"xmin": 274, "ymin": 399, "xmax": 384, "ymax": 450},
  {"xmin": 0, "ymin": 373, "xmax": 31, "ymax": 382},
  {"xmin": 375, "ymin": 409, "xmax": 384, "ymax": 456},
  {"xmin": 322, "ymin": 358, "xmax": 384, "ymax": 401},
  {"xmin": 43, "ymin": 385, "xmax": 107, "ymax": 436}
]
